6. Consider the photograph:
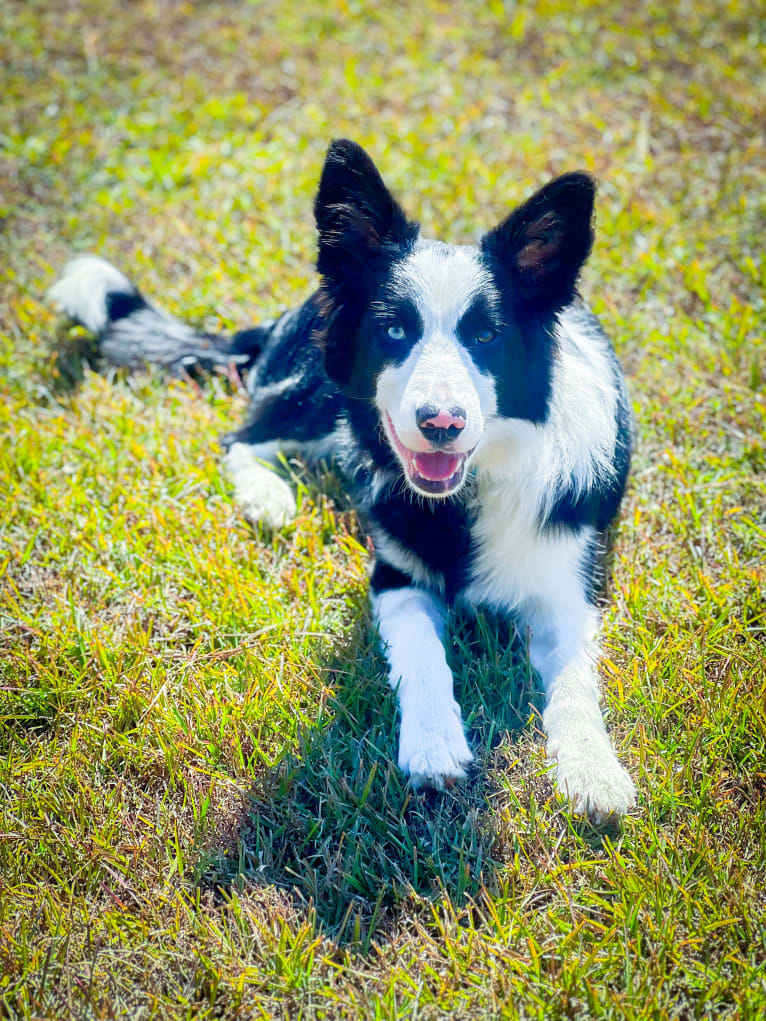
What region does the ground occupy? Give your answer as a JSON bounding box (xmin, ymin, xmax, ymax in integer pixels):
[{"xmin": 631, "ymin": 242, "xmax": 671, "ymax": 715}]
[{"xmin": 1, "ymin": 1, "xmax": 764, "ymax": 1018}]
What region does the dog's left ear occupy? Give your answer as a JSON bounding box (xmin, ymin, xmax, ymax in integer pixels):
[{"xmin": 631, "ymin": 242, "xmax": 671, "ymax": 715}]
[
  {"xmin": 314, "ymin": 140, "xmax": 418, "ymax": 383},
  {"xmin": 481, "ymin": 172, "xmax": 595, "ymax": 313}
]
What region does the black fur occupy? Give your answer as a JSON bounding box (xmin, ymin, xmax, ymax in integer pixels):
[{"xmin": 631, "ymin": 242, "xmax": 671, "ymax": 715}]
[
  {"xmin": 314, "ymin": 140, "xmax": 420, "ymax": 384},
  {"xmin": 58, "ymin": 141, "xmax": 630, "ymax": 615},
  {"xmin": 50, "ymin": 140, "xmax": 642, "ymax": 811},
  {"xmin": 480, "ymin": 171, "xmax": 595, "ymax": 314},
  {"xmin": 105, "ymin": 290, "xmax": 148, "ymax": 321}
]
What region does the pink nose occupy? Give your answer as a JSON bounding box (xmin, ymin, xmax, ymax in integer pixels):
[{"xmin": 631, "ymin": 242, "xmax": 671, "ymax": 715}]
[
  {"xmin": 415, "ymin": 405, "xmax": 467, "ymax": 444},
  {"xmin": 419, "ymin": 409, "xmax": 466, "ymax": 431}
]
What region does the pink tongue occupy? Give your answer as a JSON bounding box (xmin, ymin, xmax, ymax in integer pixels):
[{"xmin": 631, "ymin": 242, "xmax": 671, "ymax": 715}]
[{"xmin": 413, "ymin": 452, "xmax": 460, "ymax": 481}]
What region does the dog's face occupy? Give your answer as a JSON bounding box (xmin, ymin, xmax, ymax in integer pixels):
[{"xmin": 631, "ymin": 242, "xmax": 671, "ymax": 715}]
[{"xmin": 315, "ymin": 140, "xmax": 595, "ymax": 498}]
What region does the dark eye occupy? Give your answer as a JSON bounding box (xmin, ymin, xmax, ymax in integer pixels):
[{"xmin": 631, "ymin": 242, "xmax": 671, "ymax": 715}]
[
  {"xmin": 476, "ymin": 327, "xmax": 498, "ymax": 344},
  {"xmin": 386, "ymin": 323, "xmax": 406, "ymax": 341}
]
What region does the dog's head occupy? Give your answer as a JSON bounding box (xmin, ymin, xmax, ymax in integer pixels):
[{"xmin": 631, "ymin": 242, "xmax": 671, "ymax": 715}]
[{"xmin": 315, "ymin": 139, "xmax": 595, "ymax": 498}]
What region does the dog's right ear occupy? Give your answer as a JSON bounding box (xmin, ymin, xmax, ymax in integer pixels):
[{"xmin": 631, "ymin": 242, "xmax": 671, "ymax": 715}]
[
  {"xmin": 315, "ymin": 139, "xmax": 417, "ymax": 281},
  {"xmin": 314, "ymin": 140, "xmax": 418, "ymax": 383}
]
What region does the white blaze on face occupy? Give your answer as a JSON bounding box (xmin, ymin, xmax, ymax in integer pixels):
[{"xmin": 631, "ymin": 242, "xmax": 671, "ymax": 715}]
[{"xmin": 374, "ymin": 242, "xmax": 499, "ymax": 497}]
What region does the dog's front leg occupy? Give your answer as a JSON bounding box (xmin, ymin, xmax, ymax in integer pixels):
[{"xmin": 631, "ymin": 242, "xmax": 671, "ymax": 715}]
[
  {"xmin": 526, "ymin": 601, "xmax": 636, "ymax": 820},
  {"xmin": 374, "ymin": 586, "xmax": 472, "ymax": 789}
]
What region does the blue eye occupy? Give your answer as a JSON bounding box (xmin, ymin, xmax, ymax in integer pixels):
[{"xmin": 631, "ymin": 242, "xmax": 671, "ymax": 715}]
[
  {"xmin": 476, "ymin": 328, "xmax": 498, "ymax": 344},
  {"xmin": 386, "ymin": 324, "xmax": 406, "ymax": 341}
]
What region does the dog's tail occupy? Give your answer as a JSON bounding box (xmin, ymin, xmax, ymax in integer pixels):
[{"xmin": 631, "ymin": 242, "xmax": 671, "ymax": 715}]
[{"xmin": 48, "ymin": 256, "xmax": 270, "ymax": 374}]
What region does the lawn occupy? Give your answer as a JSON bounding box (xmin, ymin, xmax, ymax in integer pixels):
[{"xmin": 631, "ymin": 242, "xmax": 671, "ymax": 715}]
[{"xmin": 1, "ymin": 1, "xmax": 764, "ymax": 1018}]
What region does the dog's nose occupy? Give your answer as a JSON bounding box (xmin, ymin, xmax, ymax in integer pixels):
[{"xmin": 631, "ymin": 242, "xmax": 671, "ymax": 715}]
[{"xmin": 416, "ymin": 405, "xmax": 466, "ymax": 445}]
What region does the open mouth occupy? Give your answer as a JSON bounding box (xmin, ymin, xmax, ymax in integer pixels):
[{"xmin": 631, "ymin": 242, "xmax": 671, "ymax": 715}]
[{"xmin": 384, "ymin": 415, "xmax": 470, "ymax": 496}]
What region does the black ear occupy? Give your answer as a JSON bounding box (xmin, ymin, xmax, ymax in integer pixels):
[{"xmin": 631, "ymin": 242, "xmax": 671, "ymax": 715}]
[
  {"xmin": 314, "ymin": 139, "xmax": 417, "ymax": 283},
  {"xmin": 314, "ymin": 140, "xmax": 418, "ymax": 384},
  {"xmin": 481, "ymin": 172, "xmax": 595, "ymax": 312}
]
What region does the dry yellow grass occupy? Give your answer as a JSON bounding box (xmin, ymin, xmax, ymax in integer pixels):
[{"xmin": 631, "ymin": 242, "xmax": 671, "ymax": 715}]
[{"xmin": 1, "ymin": 1, "xmax": 764, "ymax": 1017}]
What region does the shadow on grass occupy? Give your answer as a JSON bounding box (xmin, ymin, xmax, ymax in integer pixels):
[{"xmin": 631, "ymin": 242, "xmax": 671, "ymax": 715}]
[
  {"xmin": 198, "ymin": 607, "xmax": 546, "ymax": 950},
  {"xmin": 49, "ymin": 327, "xmax": 102, "ymax": 393},
  {"xmin": 47, "ymin": 325, "xmax": 242, "ymax": 395},
  {"xmin": 37, "ymin": 356, "xmax": 620, "ymax": 947}
]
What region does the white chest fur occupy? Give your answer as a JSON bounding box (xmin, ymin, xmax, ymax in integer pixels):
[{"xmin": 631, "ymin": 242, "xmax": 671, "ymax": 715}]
[
  {"xmin": 464, "ymin": 458, "xmax": 594, "ymax": 616},
  {"xmin": 463, "ymin": 307, "xmax": 620, "ymax": 616}
]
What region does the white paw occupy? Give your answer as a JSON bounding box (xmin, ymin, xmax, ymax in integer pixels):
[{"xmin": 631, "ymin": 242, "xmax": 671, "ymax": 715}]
[
  {"xmin": 238, "ymin": 475, "xmax": 297, "ymax": 528},
  {"xmin": 550, "ymin": 743, "xmax": 636, "ymax": 820},
  {"xmin": 398, "ymin": 701, "xmax": 473, "ymax": 790},
  {"xmin": 224, "ymin": 443, "xmax": 297, "ymax": 529}
]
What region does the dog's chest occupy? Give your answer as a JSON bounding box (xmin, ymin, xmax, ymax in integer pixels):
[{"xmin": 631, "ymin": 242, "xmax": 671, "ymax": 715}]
[
  {"xmin": 463, "ymin": 473, "xmax": 588, "ymax": 613},
  {"xmin": 369, "ymin": 465, "xmax": 589, "ymax": 611},
  {"xmin": 464, "ymin": 477, "xmax": 541, "ymax": 609},
  {"xmin": 369, "ymin": 490, "xmax": 475, "ymax": 601}
]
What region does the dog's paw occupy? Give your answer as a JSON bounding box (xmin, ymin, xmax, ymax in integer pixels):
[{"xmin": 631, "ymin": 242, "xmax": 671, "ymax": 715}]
[
  {"xmin": 238, "ymin": 476, "xmax": 297, "ymax": 529},
  {"xmin": 224, "ymin": 444, "xmax": 297, "ymax": 529},
  {"xmin": 550, "ymin": 745, "xmax": 636, "ymax": 821},
  {"xmin": 398, "ymin": 702, "xmax": 473, "ymax": 790}
]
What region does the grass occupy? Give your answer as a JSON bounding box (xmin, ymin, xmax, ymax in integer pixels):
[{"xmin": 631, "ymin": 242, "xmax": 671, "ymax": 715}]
[{"xmin": 1, "ymin": 0, "xmax": 764, "ymax": 1017}]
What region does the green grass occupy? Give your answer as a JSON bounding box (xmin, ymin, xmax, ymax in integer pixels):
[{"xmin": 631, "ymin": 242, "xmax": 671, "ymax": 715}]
[{"xmin": 1, "ymin": 0, "xmax": 764, "ymax": 1017}]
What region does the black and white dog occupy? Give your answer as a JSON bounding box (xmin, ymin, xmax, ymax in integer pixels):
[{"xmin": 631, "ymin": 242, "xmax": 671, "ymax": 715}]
[{"xmin": 50, "ymin": 139, "xmax": 636, "ymax": 817}]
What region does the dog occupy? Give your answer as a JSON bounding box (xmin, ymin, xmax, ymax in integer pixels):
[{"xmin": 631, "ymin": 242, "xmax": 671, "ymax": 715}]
[{"xmin": 50, "ymin": 139, "xmax": 636, "ymax": 818}]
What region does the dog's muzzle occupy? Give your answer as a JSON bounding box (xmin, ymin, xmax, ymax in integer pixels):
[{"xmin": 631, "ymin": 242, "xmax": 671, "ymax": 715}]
[{"xmin": 385, "ymin": 414, "xmax": 474, "ymax": 496}]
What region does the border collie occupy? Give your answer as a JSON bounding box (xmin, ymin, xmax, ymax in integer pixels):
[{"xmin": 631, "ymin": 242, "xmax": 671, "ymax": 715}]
[{"xmin": 50, "ymin": 139, "xmax": 636, "ymax": 818}]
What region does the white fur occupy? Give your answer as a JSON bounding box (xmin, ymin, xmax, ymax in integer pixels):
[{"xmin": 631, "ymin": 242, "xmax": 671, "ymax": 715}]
[
  {"xmin": 475, "ymin": 305, "xmax": 621, "ymax": 522},
  {"xmin": 224, "ymin": 442, "xmax": 297, "ymax": 528},
  {"xmin": 375, "ymin": 331, "xmax": 496, "ymax": 455},
  {"xmin": 465, "ymin": 516, "xmax": 635, "ymax": 816},
  {"xmin": 374, "ymin": 242, "xmax": 498, "ymax": 488},
  {"xmin": 542, "ymin": 674, "xmax": 637, "ymax": 819},
  {"xmin": 463, "ymin": 486, "xmax": 633, "ymax": 816},
  {"xmin": 48, "ymin": 256, "xmax": 134, "ymax": 334},
  {"xmin": 550, "ymin": 306, "xmax": 622, "ymax": 496},
  {"xmin": 449, "ymin": 301, "xmax": 634, "ymax": 814},
  {"xmin": 374, "ymin": 586, "xmax": 472, "ymax": 788},
  {"xmin": 224, "ymin": 432, "xmax": 342, "ymax": 528},
  {"xmin": 367, "ymin": 278, "xmax": 632, "ymax": 815},
  {"xmin": 465, "ymin": 504, "xmax": 593, "ymax": 614},
  {"xmin": 464, "ymin": 476, "xmax": 635, "ymax": 815},
  {"xmin": 394, "ymin": 240, "xmax": 500, "ymax": 331},
  {"xmin": 466, "ymin": 309, "xmax": 611, "ymax": 609},
  {"xmin": 528, "ymin": 610, "xmax": 636, "ymax": 818}
]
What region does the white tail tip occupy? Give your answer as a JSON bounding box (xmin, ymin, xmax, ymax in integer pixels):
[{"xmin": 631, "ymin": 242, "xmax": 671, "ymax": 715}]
[{"xmin": 48, "ymin": 256, "xmax": 135, "ymax": 333}]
